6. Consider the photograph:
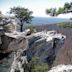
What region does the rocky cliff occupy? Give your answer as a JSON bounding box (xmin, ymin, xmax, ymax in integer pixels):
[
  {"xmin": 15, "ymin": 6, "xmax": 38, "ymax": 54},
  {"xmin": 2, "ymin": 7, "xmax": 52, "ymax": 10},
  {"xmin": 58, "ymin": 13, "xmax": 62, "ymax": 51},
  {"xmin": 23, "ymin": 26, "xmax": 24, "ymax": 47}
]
[
  {"xmin": 48, "ymin": 64, "xmax": 72, "ymax": 72},
  {"xmin": 0, "ymin": 30, "xmax": 66, "ymax": 72}
]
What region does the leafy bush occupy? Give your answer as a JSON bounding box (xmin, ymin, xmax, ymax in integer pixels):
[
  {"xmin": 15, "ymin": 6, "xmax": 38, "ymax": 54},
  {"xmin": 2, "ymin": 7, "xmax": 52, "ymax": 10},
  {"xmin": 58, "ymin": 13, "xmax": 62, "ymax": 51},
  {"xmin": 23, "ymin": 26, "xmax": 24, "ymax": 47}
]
[
  {"xmin": 70, "ymin": 18, "xmax": 72, "ymax": 20},
  {"xmin": 30, "ymin": 57, "xmax": 49, "ymax": 72},
  {"xmin": 57, "ymin": 22, "xmax": 72, "ymax": 28},
  {"xmin": 28, "ymin": 25, "xmax": 37, "ymax": 33}
]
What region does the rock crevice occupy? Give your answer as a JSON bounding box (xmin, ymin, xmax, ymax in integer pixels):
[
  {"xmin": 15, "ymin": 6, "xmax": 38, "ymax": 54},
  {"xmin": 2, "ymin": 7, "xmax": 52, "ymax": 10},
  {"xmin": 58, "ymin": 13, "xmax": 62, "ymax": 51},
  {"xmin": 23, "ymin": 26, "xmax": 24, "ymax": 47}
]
[{"xmin": 0, "ymin": 30, "xmax": 66, "ymax": 72}]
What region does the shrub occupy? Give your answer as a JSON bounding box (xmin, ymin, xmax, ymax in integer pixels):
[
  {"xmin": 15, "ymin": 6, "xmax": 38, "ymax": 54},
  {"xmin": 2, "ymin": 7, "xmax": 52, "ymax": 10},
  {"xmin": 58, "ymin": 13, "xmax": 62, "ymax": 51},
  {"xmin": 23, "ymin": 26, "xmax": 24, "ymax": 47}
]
[
  {"xmin": 57, "ymin": 22, "xmax": 72, "ymax": 28},
  {"xmin": 30, "ymin": 57, "xmax": 49, "ymax": 72},
  {"xmin": 28, "ymin": 25, "xmax": 37, "ymax": 33}
]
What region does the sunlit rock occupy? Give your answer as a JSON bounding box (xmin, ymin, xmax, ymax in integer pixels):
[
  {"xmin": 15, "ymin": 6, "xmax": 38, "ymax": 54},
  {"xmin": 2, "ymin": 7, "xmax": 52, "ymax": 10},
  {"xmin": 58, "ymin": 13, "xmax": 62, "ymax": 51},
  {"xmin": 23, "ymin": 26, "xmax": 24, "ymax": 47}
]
[
  {"xmin": 0, "ymin": 17, "xmax": 66, "ymax": 72},
  {"xmin": 48, "ymin": 64, "xmax": 72, "ymax": 72}
]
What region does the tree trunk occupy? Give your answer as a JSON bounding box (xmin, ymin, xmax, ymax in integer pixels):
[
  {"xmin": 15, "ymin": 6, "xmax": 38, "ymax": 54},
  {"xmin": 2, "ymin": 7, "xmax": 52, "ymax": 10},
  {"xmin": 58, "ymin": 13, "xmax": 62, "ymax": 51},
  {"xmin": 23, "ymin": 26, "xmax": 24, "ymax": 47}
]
[{"xmin": 20, "ymin": 20, "xmax": 23, "ymax": 32}]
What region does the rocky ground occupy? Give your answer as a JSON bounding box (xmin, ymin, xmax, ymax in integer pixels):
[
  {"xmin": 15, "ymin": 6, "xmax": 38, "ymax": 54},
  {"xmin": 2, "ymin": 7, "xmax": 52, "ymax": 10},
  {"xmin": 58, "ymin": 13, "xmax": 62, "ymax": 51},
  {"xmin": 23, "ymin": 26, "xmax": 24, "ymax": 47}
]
[
  {"xmin": 0, "ymin": 21, "xmax": 71, "ymax": 72},
  {"xmin": 0, "ymin": 27, "xmax": 66, "ymax": 72},
  {"xmin": 32, "ymin": 24, "xmax": 72, "ymax": 66}
]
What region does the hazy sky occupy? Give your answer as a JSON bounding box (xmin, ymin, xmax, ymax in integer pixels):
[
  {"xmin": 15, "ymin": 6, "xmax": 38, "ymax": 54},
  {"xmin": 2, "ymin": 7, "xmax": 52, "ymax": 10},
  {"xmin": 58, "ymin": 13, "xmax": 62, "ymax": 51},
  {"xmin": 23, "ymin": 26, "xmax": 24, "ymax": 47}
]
[{"xmin": 0, "ymin": 0, "xmax": 72, "ymax": 17}]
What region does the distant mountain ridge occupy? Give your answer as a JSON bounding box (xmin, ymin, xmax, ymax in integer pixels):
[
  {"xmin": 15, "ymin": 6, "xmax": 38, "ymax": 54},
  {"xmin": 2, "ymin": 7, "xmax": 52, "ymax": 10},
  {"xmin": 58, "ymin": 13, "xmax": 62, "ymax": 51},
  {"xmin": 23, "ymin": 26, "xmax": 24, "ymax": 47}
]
[{"xmin": 31, "ymin": 17, "xmax": 72, "ymax": 25}]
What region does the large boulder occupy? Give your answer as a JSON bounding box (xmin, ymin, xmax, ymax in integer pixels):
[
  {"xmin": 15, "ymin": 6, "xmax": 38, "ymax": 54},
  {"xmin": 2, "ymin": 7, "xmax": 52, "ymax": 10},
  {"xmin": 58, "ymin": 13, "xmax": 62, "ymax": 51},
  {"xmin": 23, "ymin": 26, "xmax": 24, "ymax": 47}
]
[
  {"xmin": 0, "ymin": 31, "xmax": 29, "ymax": 72},
  {"xmin": 0, "ymin": 30, "xmax": 66, "ymax": 72},
  {"xmin": 27, "ymin": 31, "xmax": 66, "ymax": 67}
]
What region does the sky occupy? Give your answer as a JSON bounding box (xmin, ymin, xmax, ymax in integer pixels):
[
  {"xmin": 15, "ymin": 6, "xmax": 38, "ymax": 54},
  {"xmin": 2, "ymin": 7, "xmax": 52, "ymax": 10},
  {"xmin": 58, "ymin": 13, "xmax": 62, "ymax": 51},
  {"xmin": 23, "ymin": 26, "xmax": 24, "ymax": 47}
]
[{"xmin": 0, "ymin": 0, "xmax": 72, "ymax": 17}]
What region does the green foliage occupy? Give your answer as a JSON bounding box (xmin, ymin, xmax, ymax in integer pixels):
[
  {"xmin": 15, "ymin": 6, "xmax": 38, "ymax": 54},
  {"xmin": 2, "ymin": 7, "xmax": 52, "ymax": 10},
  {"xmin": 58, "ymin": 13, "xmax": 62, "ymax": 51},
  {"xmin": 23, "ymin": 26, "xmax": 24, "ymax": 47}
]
[
  {"xmin": 46, "ymin": 8, "xmax": 52, "ymax": 14},
  {"xmin": 0, "ymin": 11, "xmax": 3, "ymax": 21},
  {"xmin": 57, "ymin": 22, "xmax": 72, "ymax": 28},
  {"xmin": 10, "ymin": 7, "xmax": 33, "ymax": 22},
  {"xmin": 46, "ymin": 2, "xmax": 72, "ymax": 16},
  {"xmin": 64, "ymin": 2, "xmax": 70, "ymax": 10},
  {"xmin": 70, "ymin": 2, "xmax": 72, "ymax": 7},
  {"xmin": 46, "ymin": 8, "xmax": 56, "ymax": 16},
  {"xmin": 70, "ymin": 18, "xmax": 72, "ymax": 20},
  {"xmin": 0, "ymin": 11, "xmax": 2, "ymax": 14},
  {"xmin": 0, "ymin": 17, "xmax": 2, "ymax": 21},
  {"xmin": 30, "ymin": 57, "xmax": 49, "ymax": 72},
  {"xmin": 10, "ymin": 7, "xmax": 33, "ymax": 32},
  {"xmin": 56, "ymin": 7, "xmax": 64, "ymax": 15},
  {"xmin": 28, "ymin": 25, "xmax": 37, "ymax": 33}
]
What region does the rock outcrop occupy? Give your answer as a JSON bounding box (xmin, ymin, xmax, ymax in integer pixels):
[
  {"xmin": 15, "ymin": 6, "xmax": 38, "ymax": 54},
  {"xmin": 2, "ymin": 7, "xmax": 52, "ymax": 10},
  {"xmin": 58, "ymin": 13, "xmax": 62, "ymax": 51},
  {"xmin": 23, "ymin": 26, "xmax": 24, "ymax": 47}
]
[
  {"xmin": 0, "ymin": 22, "xmax": 66, "ymax": 72},
  {"xmin": 27, "ymin": 31, "xmax": 66, "ymax": 67},
  {"xmin": 48, "ymin": 64, "xmax": 72, "ymax": 72}
]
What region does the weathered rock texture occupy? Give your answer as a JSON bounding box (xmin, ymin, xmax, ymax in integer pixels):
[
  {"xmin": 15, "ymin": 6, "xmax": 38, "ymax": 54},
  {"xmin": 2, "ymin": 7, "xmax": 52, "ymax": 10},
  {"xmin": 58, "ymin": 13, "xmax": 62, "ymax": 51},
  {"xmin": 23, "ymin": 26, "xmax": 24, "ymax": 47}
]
[
  {"xmin": 0, "ymin": 30, "xmax": 66, "ymax": 72},
  {"xmin": 27, "ymin": 31, "xmax": 66, "ymax": 68},
  {"xmin": 48, "ymin": 64, "xmax": 72, "ymax": 72}
]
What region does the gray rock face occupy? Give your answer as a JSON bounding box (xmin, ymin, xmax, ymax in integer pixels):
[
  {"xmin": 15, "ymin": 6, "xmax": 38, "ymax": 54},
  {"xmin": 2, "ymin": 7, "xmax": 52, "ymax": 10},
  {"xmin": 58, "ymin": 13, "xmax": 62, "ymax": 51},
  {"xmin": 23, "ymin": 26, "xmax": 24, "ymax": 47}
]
[
  {"xmin": 27, "ymin": 33, "xmax": 65, "ymax": 67},
  {"xmin": 10, "ymin": 49, "xmax": 28, "ymax": 72},
  {"xmin": 0, "ymin": 33, "xmax": 28, "ymax": 72},
  {"xmin": 48, "ymin": 65, "xmax": 72, "ymax": 72},
  {"xmin": 0, "ymin": 31, "xmax": 66, "ymax": 72}
]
